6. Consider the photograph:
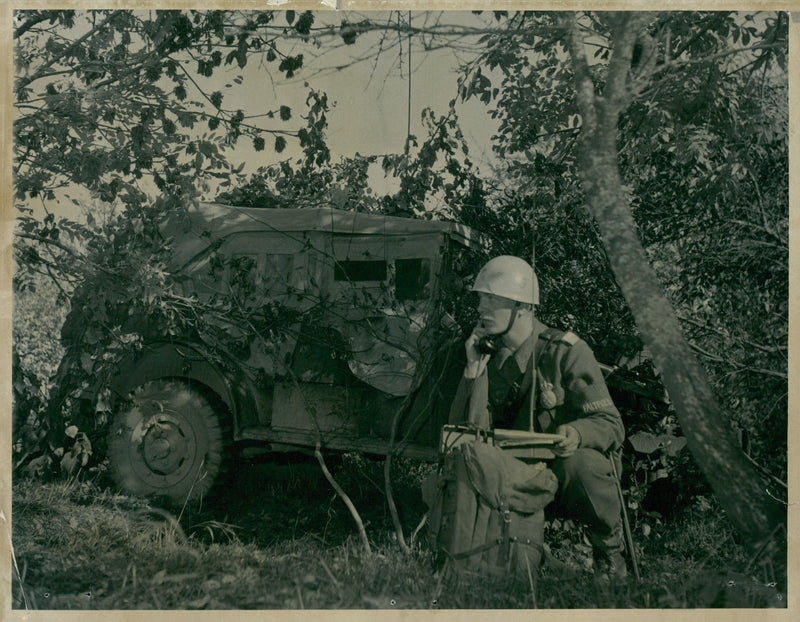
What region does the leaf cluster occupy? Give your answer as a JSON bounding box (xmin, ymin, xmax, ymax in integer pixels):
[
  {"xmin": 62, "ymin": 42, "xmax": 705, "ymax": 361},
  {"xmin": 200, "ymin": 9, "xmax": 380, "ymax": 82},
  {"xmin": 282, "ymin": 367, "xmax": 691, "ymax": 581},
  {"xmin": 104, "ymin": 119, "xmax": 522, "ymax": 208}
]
[{"xmin": 13, "ymin": 10, "xmax": 313, "ymax": 209}]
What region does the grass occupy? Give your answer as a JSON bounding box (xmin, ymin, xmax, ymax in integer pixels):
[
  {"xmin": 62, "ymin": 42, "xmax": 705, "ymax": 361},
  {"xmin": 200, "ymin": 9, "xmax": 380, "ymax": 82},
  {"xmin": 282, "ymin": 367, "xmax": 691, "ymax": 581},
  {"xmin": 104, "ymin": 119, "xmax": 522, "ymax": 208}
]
[{"xmin": 10, "ymin": 455, "xmax": 787, "ymax": 610}]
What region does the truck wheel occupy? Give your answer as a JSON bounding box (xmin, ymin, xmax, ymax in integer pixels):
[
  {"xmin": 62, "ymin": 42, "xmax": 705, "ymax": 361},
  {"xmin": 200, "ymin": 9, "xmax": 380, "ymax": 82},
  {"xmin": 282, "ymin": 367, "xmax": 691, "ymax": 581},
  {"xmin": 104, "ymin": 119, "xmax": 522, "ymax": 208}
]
[{"xmin": 108, "ymin": 380, "xmax": 224, "ymax": 504}]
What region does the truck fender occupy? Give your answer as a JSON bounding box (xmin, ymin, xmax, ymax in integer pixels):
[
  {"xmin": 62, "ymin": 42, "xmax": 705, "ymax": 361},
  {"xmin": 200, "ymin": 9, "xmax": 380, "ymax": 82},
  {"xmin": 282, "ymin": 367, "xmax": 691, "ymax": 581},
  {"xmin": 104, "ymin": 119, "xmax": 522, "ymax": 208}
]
[{"xmin": 110, "ymin": 342, "xmax": 241, "ymax": 429}]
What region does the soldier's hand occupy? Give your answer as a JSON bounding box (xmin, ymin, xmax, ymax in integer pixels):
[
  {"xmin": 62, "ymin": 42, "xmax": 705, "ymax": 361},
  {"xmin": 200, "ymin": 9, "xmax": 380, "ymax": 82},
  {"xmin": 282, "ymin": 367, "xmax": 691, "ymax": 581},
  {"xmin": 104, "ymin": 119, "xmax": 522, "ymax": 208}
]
[
  {"xmin": 464, "ymin": 326, "xmax": 488, "ymax": 378},
  {"xmin": 552, "ymin": 425, "xmax": 580, "ymax": 458}
]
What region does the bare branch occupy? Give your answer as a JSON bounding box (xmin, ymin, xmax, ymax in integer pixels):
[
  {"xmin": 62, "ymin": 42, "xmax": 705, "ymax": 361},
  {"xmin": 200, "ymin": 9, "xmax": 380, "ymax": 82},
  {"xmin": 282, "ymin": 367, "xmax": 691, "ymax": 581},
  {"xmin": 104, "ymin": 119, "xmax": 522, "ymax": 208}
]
[
  {"xmin": 640, "ymin": 41, "xmax": 786, "ymax": 87},
  {"xmin": 687, "ymin": 340, "xmax": 787, "ymax": 380},
  {"xmin": 14, "ymin": 11, "xmax": 63, "ymax": 39},
  {"xmin": 729, "ymin": 219, "xmax": 787, "ymax": 248},
  {"xmin": 16, "ymin": 10, "xmax": 125, "ymax": 93},
  {"xmin": 677, "ymin": 313, "xmax": 787, "ymax": 354},
  {"xmin": 315, "ymin": 442, "xmax": 372, "ymax": 555},
  {"xmin": 15, "ymin": 232, "xmax": 117, "ymax": 278}
]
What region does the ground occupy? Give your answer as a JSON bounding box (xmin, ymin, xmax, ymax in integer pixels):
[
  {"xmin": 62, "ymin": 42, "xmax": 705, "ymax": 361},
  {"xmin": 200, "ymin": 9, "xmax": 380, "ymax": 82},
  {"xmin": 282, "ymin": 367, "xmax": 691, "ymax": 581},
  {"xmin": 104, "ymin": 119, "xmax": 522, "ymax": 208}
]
[{"xmin": 9, "ymin": 451, "xmax": 786, "ymax": 610}]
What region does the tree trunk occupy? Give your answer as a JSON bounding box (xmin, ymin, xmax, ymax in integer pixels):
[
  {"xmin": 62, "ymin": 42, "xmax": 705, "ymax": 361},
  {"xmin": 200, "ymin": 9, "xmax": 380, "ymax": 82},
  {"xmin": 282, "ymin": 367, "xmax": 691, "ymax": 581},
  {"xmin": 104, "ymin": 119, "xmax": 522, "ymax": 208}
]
[{"xmin": 564, "ymin": 13, "xmax": 784, "ymax": 561}]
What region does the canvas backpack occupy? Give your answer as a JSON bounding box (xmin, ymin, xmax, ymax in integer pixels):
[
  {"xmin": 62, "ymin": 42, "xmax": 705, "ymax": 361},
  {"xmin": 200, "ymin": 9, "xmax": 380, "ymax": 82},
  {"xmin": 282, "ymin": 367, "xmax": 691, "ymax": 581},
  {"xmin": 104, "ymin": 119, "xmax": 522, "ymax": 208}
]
[{"xmin": 423, "ymin": 439, "xmax": 558, "ymax": 577}]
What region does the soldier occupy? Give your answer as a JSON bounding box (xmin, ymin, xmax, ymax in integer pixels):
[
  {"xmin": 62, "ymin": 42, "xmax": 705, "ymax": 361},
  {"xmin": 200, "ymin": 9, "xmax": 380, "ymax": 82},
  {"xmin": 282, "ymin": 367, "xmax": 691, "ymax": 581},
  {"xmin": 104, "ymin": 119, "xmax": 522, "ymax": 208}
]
[{"xmin": 449, "ymin": 255, "xmax": 627, "ymax": 579}]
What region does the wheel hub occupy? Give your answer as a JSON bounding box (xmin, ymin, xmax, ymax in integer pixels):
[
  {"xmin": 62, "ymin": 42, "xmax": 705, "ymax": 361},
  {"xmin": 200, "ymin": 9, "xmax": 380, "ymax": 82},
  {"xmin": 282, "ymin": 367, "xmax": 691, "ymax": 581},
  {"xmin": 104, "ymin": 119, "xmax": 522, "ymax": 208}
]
[
  {"xmin": 128, "ymin": 399, "xmax": 199, "ymax": 487},
  {"xmin": 141, "ymin": 418, "xmax": 189, "ymax": 475}
]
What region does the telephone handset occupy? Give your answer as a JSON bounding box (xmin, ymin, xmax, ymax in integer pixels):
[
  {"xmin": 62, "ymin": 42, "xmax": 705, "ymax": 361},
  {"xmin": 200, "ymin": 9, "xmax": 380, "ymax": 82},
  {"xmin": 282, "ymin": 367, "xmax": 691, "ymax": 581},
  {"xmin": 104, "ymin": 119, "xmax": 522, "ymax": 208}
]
[
  {"xmin": 474, "ymin": 320, "xmax": 499, "ymax": 355},
  {"xmin": 475, "ymin": 335, "xmax": 499, "ymax": 355}
]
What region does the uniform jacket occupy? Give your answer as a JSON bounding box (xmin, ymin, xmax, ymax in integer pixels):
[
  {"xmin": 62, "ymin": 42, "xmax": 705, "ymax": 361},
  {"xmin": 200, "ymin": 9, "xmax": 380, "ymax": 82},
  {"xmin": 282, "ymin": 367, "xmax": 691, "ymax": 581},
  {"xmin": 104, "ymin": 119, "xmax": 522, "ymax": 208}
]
[{"xmin": 448, "ymin": 319, "xmax": 624, "ymax": 454}]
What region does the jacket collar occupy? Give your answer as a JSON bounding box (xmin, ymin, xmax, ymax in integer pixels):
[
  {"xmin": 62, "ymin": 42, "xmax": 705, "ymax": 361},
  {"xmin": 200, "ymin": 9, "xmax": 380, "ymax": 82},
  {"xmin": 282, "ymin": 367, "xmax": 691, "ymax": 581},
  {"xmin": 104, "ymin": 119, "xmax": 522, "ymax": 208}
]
[{"xmin": 509, "ymin": 318, "xmax": 549, "ymax": 372}]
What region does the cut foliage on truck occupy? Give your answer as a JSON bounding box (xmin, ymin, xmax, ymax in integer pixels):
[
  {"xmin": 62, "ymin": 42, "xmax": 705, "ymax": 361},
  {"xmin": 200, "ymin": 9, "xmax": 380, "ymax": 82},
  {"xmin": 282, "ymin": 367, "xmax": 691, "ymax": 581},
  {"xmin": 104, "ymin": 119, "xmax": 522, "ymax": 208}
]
[{"xmin": 53, "ymin": 203, "xmax": 484, "ymax": 502}]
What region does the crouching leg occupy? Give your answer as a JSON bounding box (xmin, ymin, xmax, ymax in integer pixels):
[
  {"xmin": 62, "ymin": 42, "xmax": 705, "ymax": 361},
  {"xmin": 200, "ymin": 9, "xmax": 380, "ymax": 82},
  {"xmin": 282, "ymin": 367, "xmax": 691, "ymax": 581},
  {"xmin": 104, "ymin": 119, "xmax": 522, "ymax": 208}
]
[{"xmin": 549, "ymin": 448, "xmax": 627, "ymax": 578}]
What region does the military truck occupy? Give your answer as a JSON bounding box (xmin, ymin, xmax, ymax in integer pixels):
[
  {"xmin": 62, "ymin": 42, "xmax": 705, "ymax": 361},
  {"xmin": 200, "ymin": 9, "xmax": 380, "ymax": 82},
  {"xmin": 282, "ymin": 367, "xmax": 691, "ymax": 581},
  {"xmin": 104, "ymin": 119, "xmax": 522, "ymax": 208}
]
[{"xmin": 102, "ymin": 203, "xmax": 482, "ymax": 503}]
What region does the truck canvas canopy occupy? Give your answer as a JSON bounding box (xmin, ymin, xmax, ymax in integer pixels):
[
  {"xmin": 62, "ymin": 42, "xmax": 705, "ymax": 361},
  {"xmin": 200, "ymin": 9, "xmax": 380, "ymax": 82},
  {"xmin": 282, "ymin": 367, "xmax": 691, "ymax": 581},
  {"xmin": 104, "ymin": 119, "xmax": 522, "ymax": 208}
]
[
  {"xmin": 162, "ymin": 202, "xmax": 479, "ymax": 270},
  {"xmin": 160, "ymin": 203, "xmax": 481, "ymax": 396}
]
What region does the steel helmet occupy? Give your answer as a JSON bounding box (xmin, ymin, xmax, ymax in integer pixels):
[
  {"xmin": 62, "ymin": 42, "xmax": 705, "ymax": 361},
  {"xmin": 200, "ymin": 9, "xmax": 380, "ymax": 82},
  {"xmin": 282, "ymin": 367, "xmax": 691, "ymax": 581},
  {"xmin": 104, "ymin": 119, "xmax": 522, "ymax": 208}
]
[{"xmin": 471, "ymin": 255, "xmax": 539, "ymax": 305}]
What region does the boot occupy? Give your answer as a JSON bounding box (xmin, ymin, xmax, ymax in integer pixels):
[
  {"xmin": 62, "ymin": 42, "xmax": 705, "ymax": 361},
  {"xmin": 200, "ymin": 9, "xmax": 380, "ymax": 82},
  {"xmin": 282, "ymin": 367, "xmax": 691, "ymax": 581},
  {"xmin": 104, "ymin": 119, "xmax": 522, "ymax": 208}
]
[
  {"xmin": 593, "ymin": 549, "xmax": 628, "ymax": 581},
  {"xmin": 590, "ymin": 524, "xmax": 627, "ymax": 581}
]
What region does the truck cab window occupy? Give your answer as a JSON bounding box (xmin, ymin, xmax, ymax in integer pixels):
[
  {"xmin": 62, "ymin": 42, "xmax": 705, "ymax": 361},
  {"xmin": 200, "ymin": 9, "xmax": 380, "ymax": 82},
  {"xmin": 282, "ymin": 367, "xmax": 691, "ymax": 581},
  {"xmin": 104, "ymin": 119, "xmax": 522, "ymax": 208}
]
[
  {"xmin": 334, "ymin": 260, "xmax": 388, "ymax": 282},
  {"xmin": 395, "ymin": 258, "xmax": 431, "ymax": 301}
]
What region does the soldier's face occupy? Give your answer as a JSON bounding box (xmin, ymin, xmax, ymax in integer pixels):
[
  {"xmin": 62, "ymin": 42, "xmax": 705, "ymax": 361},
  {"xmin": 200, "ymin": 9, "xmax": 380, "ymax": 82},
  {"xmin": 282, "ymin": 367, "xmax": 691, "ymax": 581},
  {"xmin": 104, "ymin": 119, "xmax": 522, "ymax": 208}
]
[{"xmin": 477, "ymin": 292, "xmax": 518, "ymax": 334}]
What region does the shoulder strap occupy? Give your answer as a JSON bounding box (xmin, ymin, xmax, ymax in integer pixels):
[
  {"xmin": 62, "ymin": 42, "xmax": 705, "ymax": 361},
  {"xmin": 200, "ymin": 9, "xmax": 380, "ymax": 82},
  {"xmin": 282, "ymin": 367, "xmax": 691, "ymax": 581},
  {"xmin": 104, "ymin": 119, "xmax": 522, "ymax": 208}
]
[
  {"xmin": 560, "ymin": 331, "xmax": 580, "ymax": 346},
  {"xmin": 535, "ymin": 327, "xmax": 579, "ymax": 383},
  {"xmin": 540, "ymin": 327, "xmax": 578, "ymax": 344}
]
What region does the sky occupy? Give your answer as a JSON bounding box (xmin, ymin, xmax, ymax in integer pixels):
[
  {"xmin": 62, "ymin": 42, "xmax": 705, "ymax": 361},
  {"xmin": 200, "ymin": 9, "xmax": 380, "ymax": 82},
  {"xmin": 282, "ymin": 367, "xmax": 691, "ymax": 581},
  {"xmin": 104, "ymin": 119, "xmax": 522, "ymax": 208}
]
[{"xmin": 205, "ymin": 10, "xmax": 500, "ymax": 195}]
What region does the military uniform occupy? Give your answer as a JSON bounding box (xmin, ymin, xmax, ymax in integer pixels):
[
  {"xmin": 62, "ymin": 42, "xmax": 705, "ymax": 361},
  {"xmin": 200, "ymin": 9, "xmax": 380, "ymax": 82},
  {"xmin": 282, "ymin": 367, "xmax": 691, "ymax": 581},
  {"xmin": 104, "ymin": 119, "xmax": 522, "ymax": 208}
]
[{"xmin": 449, "ymin": 318, "xmax": 625, "ymax": 561}]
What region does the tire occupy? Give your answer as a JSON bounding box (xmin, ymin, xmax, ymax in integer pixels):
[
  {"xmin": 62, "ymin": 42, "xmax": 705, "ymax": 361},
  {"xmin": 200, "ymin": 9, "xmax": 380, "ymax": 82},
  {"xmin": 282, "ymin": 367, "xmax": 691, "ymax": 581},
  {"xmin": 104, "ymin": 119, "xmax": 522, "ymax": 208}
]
[{"xmin": 107, "ymin": 380, "xmax": 224, "ymax": 504}]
